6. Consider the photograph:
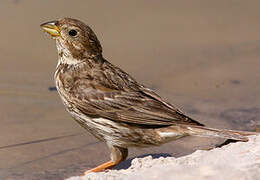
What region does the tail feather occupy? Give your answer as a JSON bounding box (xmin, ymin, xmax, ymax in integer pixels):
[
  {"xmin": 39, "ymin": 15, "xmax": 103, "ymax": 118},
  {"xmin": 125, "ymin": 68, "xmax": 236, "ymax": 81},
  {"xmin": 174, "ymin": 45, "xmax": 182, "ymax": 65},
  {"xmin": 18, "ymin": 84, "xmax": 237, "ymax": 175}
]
[{"xmin": 185, "ymin": 126, "xmax": 258, "ymax": 142}]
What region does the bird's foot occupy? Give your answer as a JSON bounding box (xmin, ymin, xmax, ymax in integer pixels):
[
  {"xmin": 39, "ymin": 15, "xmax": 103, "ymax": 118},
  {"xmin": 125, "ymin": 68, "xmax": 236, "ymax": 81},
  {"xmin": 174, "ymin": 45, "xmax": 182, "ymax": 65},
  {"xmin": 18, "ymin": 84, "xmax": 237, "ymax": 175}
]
[{"xmin": 82, "ymin": 160, "xmax": 117, "ymax": 175}]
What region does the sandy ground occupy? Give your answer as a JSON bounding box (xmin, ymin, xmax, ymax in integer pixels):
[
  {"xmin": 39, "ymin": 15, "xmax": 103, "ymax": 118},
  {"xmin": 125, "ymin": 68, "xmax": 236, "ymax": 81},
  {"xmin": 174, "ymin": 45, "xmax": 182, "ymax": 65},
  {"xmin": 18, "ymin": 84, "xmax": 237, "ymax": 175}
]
[
  {"xmin": 68, "ymin": 135, "xmax": 260, "ymax": 180},
  {"xmin": 0, "ymin": 1, "xmax": 260, "ymax": 179}
]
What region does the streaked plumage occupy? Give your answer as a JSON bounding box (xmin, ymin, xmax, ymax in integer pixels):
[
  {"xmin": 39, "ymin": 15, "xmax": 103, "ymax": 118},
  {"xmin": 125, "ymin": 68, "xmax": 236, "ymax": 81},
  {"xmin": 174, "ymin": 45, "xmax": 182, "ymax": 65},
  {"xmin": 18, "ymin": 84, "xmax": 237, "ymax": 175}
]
[{"xmin": 40, "ymin": 18, "xmax": 257, "ymax": 174}]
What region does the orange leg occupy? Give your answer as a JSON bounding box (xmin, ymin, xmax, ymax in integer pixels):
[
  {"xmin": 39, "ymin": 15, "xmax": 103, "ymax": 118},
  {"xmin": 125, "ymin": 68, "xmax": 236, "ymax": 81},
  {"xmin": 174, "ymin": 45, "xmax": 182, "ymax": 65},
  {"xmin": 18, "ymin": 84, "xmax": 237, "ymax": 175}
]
[
  {"xmin": 84, "ymin": 160, "xmax": 119, "ymax": 174},
  {"xmin": 83, "ymin": 146, "xmax": 128, "ymax": 175}
]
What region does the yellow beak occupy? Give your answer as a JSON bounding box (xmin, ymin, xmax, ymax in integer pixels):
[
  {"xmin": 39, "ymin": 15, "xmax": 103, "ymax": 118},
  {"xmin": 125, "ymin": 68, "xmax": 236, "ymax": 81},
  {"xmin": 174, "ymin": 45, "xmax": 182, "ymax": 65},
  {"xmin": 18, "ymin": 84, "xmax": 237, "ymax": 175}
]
[{"xmin": 40, "ymin": 21, "xmax": 60, "ymax": 37}]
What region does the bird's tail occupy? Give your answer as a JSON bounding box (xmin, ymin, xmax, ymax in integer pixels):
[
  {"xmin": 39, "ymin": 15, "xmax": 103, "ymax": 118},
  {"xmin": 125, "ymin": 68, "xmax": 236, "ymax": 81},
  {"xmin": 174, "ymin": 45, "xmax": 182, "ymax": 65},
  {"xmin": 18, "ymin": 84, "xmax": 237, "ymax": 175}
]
[
  {"xmin": 183, "ymin": 125, "xmax": 258, "ymax": 141},
  {"xmin": 158, "ymin": 125, "xmax": 258, "ymax": 142}
]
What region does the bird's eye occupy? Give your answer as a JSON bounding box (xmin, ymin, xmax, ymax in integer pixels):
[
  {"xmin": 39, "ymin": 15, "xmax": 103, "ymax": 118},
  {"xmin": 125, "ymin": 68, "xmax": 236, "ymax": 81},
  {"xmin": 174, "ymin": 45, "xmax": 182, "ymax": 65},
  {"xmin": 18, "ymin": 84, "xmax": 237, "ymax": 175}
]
[{"xmin": 68, "ymin": 29, "xmax": 78, "ymax": 37}]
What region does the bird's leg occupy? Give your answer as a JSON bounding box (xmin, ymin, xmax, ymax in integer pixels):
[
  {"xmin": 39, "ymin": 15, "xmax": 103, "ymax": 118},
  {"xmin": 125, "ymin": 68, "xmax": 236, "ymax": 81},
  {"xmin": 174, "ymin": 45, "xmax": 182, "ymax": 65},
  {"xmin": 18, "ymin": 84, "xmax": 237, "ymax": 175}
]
[
  {"xmin": 84, "ymin": 146, "xmax": 128, "ymax": 174},
  {"xmin": 84, "ymin": 161, "xmax": 117, "ymax": 174}
]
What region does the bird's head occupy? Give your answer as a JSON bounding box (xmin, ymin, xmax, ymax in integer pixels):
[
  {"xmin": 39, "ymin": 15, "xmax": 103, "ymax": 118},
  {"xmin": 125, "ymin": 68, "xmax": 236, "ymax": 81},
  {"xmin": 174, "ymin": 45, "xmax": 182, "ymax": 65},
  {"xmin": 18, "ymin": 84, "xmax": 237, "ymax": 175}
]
[{"xmin": 40, "ymin": 18, "xmax": 102, "ymax": 61}]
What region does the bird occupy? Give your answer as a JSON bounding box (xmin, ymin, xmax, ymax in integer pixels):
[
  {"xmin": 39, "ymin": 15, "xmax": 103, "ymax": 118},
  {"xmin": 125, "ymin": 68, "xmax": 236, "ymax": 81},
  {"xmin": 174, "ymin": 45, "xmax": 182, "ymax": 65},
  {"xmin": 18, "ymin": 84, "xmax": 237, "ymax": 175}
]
[{"xmin": 40, "ymin": 18, "xmax": 257, "ymax": 174}]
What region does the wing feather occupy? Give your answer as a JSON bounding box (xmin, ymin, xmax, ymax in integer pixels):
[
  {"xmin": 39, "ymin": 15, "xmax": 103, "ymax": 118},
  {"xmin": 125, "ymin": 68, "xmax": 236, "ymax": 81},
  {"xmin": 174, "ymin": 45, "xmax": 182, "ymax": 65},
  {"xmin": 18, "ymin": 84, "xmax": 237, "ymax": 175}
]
[{"xmin": 62, "ymin": 60, "xmax": 204, "ymax": 127}]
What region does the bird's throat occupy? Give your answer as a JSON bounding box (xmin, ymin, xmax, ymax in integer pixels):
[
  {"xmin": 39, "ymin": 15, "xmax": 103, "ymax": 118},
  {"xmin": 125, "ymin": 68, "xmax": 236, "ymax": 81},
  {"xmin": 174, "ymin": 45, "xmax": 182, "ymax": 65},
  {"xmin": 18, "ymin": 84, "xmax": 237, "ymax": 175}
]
[{"xmin": 56, "ymin": 39, "xmax": 81, "ymax": 66}]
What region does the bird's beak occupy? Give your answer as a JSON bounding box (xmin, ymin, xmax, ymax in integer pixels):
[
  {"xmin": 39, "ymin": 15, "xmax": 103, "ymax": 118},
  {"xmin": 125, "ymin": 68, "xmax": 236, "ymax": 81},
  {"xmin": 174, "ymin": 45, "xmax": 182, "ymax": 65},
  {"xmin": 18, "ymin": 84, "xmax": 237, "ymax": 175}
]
[{"xmin": 40, "ymin": 21, "xmax": 60, "ymax": 37}]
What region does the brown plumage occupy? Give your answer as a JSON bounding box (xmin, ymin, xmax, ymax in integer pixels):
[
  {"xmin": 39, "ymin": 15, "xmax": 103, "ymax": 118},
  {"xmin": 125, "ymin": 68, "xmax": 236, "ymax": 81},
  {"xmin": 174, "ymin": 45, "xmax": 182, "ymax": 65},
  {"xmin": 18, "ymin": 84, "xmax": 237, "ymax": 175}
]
[{"xmin": 40, "ymin": 18, "xmax": 257, "ymax": 174}]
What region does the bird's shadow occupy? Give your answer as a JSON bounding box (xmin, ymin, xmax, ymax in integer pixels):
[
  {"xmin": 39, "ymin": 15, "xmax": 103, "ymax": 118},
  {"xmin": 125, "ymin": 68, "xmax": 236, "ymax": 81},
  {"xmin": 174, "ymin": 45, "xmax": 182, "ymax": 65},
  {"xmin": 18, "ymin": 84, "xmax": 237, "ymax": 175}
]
[
  {"xmin": 113, "ymin": 138, "xmax": 240, "ymax": 170},
  {"xmin": 114, "ymin": 153, "xmax": 172, "ymax": 170}
]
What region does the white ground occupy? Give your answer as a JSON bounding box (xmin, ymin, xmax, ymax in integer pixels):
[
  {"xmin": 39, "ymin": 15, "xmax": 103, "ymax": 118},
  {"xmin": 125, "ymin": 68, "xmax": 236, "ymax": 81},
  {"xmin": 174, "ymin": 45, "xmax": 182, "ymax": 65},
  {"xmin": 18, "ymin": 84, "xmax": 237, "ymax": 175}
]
[{"xmin": 68, "ymin": 135, "xmax": 260, "ymax": 180}]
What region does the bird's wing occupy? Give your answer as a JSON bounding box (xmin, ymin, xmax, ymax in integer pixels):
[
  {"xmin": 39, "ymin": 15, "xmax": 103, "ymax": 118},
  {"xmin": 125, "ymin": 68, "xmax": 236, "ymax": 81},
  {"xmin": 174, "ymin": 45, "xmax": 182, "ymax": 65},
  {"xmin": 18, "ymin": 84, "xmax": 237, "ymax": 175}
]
[{"xmin": 68, "ymin": 72, "xmax": 203, "ymax": 127}]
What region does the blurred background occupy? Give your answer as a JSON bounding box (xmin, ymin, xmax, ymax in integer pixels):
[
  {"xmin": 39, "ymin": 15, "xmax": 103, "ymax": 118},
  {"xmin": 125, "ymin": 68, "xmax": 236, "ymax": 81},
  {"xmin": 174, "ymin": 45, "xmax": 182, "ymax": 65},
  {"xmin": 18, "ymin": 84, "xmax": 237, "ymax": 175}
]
[{"xmin": 0, "ymin": 0, "xmax": 260, "ymax": 179}]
